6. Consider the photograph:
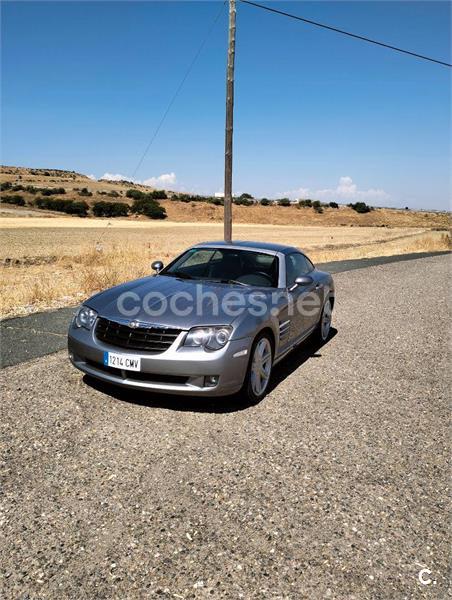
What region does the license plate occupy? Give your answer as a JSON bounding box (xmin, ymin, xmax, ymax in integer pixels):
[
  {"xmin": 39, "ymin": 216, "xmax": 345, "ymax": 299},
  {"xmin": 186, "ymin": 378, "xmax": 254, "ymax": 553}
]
[{"xmin": 103, "ymin": 351, "xmax": 141, "ymax": 371}]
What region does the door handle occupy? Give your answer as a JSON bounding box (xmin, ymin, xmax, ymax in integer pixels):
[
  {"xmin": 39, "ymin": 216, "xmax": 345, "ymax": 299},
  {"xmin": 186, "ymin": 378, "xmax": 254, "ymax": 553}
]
[{"xmin": 315, "ymin": 283, "xmax": 322, "ymax": 290}]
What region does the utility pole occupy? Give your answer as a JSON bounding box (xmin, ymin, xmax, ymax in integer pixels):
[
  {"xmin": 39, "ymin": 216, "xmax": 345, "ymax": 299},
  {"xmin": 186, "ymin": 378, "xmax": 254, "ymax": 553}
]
[{"xmin": 224, "ymin": 0, "xmax": 236, "ymax": 242}]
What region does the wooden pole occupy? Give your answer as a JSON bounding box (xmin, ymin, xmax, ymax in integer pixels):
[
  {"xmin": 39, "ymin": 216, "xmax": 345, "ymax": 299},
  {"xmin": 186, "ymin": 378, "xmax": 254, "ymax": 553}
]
[{"xmin": 224, "ymin": 0, "xmax": 236, "ymax": 242}]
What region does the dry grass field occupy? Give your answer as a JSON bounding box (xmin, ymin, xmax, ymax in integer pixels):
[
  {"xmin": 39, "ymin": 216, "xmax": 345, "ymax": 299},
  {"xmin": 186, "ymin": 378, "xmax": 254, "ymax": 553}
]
[
  {"xmin": 1, "ymin": 215, "xmax": 450, "ymax": 318},
  {"xmin": 1, "ymin": 166, "xmax": 450, "ymax": 317}
]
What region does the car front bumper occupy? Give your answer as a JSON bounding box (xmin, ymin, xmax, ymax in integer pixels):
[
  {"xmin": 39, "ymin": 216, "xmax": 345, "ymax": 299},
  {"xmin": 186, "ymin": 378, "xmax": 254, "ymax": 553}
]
[{"xmin": 68, "ymin": 324, "xmax": 252, "ymax": 397}]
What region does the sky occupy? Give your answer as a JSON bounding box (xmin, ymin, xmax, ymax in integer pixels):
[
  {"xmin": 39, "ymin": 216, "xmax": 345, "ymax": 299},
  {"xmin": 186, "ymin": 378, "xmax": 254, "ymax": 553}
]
[{"xmin": 1, "ymin": 1, "xmax": 451, "ymax": 209}]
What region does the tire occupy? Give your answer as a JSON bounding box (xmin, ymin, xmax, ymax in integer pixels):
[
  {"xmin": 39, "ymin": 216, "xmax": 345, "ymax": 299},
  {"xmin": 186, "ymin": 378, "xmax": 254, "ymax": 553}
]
[
  {"xmin": 241, "ymin": 332, "xmax": 274, "ymax": 404},
  {"xmin": 313, "ymin": 297, "xmax": 333, "ymax": 343}
]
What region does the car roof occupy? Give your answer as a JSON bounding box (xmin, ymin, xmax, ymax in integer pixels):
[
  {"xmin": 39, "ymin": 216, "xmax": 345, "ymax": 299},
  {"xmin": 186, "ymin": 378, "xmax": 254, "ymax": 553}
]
[{"xmin": 193, "ymin": 240, "xmax": 300, "ymax": 255}]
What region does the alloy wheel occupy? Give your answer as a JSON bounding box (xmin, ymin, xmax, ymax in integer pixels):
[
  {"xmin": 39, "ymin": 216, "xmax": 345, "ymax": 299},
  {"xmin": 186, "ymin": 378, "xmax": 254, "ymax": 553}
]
[
  {"xmin": 250, "ymin": 337, "xmax": 272, "ymax": 396},
  {"xmin": 321, "ymin": 299, "xmax": 332, "ymax": 340}
]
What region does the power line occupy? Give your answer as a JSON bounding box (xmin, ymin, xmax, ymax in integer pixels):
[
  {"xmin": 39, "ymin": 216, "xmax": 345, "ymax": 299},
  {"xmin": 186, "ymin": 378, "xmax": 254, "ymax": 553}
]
[
  {"xmin": 131, "ymin": 1, "xmax": 227, "ymax": 180},
  {"xmin": 240, "ymin": 0, "xmax": 452, "ymax": 68}
]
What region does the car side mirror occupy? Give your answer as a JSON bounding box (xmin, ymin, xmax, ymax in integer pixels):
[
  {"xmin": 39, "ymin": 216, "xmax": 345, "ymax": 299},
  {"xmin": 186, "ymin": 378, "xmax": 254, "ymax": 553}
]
[
  {"xmin": 151, "ymin": 260, "xmax": 164, "ymax": 274},
  {"xmin": 289, "ymin": 275, "xmax": 313, "ymax": 291}
]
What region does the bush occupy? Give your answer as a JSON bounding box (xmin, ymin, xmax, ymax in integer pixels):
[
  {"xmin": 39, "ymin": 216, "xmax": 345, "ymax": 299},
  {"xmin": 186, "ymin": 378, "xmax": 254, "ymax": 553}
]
[
  {"xmin": 298, "ymin": 199, "xmax": 312, "ymax": 207},
  {"xmin": 277, "ymin": 198, "xmax": 291, "ymax": 207},
  {"xmin": 239, "ymin": 192, "xmax": 253, "ymax": 200},
  {"xmin": 126, "ymin": 189, "xmax": 145, "ymax": 200},
  {"xmin": 0, "ymin": 182, "xmax": 12, "ymax": 191},
  {"xmin": 131, "ymin": 197, "xmax": 167, "ymax": 219},
  {"xmin": 93, "ymin": 201, "xmax": 129, "ymax": 217},
  {"xmin": 314, "ymin": 205, "xmax": 323, "ymax": 214},
  {"xmin": 34, "ymin": 197, "xmax": 88, "ymax": 216},
  {"xmin": 312, "ymin": 200, "xmax": 322, "ymax": 209},
  {"xmin": 260, "ymin": 198, "xmax": 271, "ymax": 206},
  {"xmin": 39, "ymin": 187, "xmax": 66, "ymax": 196},
  {"xmin": 78, "ymin": 187, "xmax": 92, "ymax": 197},
  {"xmin": 234, "ymin": 198, "xmax": 253, "ymax": 206},
  {"xmin": 107, "ymin": 190, "xmax": 120, "ymax": 198},
  {"xmin": 349, "ymin": 201, "xmax": 371, "ymax": 213},
  {"xmin": 68, "ymin": 201, "xmax": 89, "ymax": 216},
  {"xmin": 1, "ymin": 194, "xmax": 25, "ymax": 206},
  {"xmin": 12, "ymin": 184, "xmax": 24, "ymax": 191},
  {"xmin": 25, "ymin": 185, "xmax": 38, "ymax": 194},
  {"xmin": 329, "ymin": 202, "xmax": 339, "ymax": 209},
  {"xmin": 207, "ymin": 197, "xmax": 223, "ymax": 206},
  {"xmin": 150, "ymin": 189, "xmax": 167, "ymax": 200}
]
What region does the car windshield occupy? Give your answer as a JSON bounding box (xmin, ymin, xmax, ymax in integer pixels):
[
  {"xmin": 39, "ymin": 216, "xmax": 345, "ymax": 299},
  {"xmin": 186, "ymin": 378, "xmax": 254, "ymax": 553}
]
[{"xmin": 161, "ymin": 248, "xmax": 279, "ymax": 288}]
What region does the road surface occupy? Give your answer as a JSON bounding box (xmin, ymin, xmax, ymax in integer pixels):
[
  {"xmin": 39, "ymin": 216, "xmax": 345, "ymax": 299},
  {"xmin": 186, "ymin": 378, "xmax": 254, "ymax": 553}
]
[{"xmin": 0, "ymin": 254, "xmax": 449, "ymax": 598}]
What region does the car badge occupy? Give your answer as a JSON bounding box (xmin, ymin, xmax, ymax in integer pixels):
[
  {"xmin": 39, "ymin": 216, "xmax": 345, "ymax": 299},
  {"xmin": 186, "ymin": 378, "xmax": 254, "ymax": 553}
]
[{"xmin": 128, "ymin": 320, "xmax": 140, "ymax": 329}]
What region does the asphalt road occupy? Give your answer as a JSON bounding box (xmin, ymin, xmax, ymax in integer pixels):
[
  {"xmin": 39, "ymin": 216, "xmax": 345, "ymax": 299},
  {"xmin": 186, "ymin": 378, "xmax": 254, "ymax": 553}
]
[
  {"xmin": 1, "ymin": 254, "xmax": 450, "ymax": 599},
  {"xmin": 1, "ymin": 250, "xmax": 449, "ymax": 368}
]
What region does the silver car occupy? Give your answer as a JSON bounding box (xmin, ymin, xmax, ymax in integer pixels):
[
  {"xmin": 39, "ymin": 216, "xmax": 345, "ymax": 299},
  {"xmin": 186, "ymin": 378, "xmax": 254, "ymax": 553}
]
[{"xmin": 68, "ymin": 241, "xmax": 334, "ymax": 402}]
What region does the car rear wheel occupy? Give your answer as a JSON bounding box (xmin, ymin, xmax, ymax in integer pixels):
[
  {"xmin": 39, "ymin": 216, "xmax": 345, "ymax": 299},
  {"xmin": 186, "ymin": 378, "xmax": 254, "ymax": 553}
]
[
  {"xmin": 313, "ymin": 298, "xmax": 333, "ymax": 343},
  {"xmin": 242, "ymin": 333, "xmax": 273, "ymax": 403}
]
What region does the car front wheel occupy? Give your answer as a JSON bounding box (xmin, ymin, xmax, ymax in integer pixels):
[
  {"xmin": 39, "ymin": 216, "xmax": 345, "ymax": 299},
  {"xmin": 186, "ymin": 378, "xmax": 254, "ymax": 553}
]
[{"xmin": 242, "ymin": 333, "xmax": 273, "ymax": 403}]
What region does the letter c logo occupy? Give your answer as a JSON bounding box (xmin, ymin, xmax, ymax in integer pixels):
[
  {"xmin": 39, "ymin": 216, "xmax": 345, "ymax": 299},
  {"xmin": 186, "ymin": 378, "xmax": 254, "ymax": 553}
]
[{"xmin": 418, "ymin": 568, "xmax": 432, "ymax": 585}]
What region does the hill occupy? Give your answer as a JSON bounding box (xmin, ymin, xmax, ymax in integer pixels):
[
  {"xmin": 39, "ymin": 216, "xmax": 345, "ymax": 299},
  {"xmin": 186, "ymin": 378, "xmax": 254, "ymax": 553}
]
[{"xmin": 1, "ymin": 165, "xmax": 450, "ymax": 229}]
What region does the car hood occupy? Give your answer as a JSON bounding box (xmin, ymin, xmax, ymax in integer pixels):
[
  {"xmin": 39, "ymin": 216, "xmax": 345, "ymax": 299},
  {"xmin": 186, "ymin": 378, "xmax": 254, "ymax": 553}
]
[{"xmin": 85, "ymin": 274, "xmax": 270, "ymax": 329}]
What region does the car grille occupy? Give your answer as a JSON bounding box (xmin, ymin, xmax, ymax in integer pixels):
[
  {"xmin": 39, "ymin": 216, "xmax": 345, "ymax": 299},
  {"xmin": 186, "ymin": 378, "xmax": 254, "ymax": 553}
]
[{"xmin": 95, "ymin": 317, "xmax": 182, "ymax": 354}]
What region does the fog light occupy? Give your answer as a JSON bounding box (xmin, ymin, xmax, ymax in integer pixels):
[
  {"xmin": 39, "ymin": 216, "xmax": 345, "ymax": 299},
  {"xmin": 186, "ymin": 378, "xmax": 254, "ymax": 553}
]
[{"xmin": 204, "ymin": 375, "xmax": 219, "ymax": 388}]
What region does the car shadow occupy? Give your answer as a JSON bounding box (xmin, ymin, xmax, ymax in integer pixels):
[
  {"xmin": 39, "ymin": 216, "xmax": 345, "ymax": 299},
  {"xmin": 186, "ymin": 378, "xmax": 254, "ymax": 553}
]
[{"xmin": 83, "ymin": 328, "xmax": 337, "ymax": 414}]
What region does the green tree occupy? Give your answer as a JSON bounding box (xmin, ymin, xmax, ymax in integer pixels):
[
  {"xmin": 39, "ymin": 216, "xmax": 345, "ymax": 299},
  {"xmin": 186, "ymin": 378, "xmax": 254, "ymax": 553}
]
[
  {"xmin": 1, "ymin": 194, "xmax": 25, "ymax": 206},
  {"xmin": 126, "ymin": 189, "xmax": 145, "ymax": 200},
  {"xmin": 349, "ymin": 201, "xmax": 371, "ymax": 213},
  {"xmin": 131, "ymin": 197, "xmax": 167, "ymax": 219},
  {"xmin": 298, "ymin": 199, "xmax": 312, "ymax": 207},
  {"xmin": 234, "ymin": 198, "xmax": 253, "ymax": 206},
  {"xmin": 151, "ymin": 190, "xmax": 167, "ymax": 200}
]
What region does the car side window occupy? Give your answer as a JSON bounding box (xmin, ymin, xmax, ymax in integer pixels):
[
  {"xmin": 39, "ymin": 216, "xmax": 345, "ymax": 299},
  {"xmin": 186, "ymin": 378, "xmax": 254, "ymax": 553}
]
[{"xmin": 285, "ymin": 253, "xmax": 313, "ymax": 287}]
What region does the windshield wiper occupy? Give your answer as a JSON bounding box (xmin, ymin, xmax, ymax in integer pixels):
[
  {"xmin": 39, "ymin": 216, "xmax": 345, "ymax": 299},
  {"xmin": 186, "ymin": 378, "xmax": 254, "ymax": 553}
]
[
  {"xmin": 204, "ymin": 278, "xmax": 249, "ymax": 287},
  {"xmin": 164, "ymin": 270, "xmax": 195, "ymax": 280}
]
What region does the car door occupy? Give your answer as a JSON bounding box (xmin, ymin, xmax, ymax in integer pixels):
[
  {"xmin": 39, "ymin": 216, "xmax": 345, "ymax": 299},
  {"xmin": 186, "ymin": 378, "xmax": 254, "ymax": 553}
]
[{"xmin": 285, "ymin": 252, "xmax": 320, "ymax": 343}]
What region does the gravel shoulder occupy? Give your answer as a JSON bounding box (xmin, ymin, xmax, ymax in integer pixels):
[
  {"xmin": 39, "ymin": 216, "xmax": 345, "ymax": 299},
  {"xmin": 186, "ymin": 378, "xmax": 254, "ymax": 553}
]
[{"xmin": 1, "ymin": 254, "xmax": 450, "ymax": 599}]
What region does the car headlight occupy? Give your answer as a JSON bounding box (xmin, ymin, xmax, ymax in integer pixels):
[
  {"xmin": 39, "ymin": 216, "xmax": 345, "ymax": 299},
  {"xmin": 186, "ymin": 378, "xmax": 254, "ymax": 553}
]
[
  {"xmin": 184, "ymin": 326, "xmax": 232, "ymax": 350},
  {"xmin": 74, "ymin": 306, "xmax": 98, "ymax": 330}
]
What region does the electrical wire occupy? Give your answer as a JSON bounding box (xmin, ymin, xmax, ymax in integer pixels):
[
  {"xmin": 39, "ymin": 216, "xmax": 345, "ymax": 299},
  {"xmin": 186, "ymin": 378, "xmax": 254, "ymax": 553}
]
[
  {"xmin": 240, "ymin": 0, "xmax": 451, "ymax": 68},
  {"xmin": 131, "ymin": 1, "xmax": 227, "ymax": 179}
]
